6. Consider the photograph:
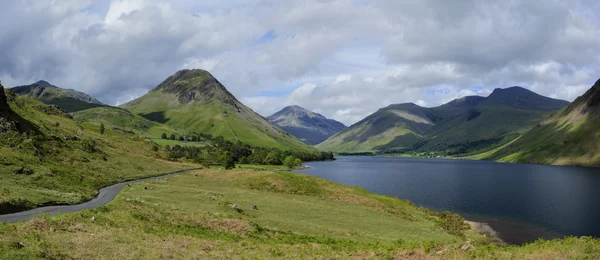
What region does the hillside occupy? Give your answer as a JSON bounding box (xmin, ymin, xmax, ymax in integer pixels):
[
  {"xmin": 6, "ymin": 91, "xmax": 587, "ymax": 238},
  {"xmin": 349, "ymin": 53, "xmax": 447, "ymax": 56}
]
[
  {"xmin": 268, "ymin": 105, "xmax": 346, "ymax": 145},
  {"xmin": 12, "ymin": 81, "xmax": 105, "ymax": 112},
  {"xmin": 418, "ymin": 87, "xmax": 570, "ymax": 155},
  {"xmin": 316, "ymin": 103, "xmax": 439, "ymax": 152},
  {"xmin": 121, "ymin": 69, "xmax": 312, "ymax": 151},
  {"xmin": 487, "ymin": 79, "xmax": 600, "ymax": 166},
  {"xmin": 72, "ymin": 106, "xmax": 185, "ymax": 142},
  {"xmin": 0, "ymin": 83, "xmax": 192, "ymax": 213},
  {"xmin": 317, "ymin": 87, "xmax": 569, "ymax": 155},
  {"xmin": 316, "ymin": 97, "xmax": 485, "ymax": 153},
  {"xmin": 0, "ymin": 84, "xmax": 12, "ymax": 129}
]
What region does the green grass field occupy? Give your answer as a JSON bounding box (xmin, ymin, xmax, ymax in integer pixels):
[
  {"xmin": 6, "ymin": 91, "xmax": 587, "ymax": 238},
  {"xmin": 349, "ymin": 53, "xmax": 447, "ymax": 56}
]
[{"xmin": 0, "ymin": 169, "xmax": 598, "ymax": 259}]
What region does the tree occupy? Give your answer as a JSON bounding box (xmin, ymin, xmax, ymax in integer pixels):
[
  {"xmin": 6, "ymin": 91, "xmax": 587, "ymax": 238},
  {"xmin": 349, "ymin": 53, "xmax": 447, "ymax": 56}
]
[
  {"xmin": 220, "ymin": 151, "xmax": 235, "ymax": 169},
  {"xmin": 238, "ymin": 156, "xmax": 248, "ymax": 164},
  {"xmin": 283, "ymin": 156, "xmax": 296, "ymax": 169},
  {"xmin": 293, "ymin": 158, "xmax": 303, "ymax": 168},
  {"xmin": 264, "ymin": 151, "xmax": 282, "ymax": 165},
  {"xmin": 178, "ymin": 136, "xmax": 184, "ymax": 141},
  {"xmin": 99, "ymin": 123, "xmax": 105, "ymax": 135},
  {"xmin": 161, "ymin": 133, "xmax": 167, "ymax": 139},
  {"xmin": 170, "ymin": 134, "xmax": 176, "ymax": 140}
]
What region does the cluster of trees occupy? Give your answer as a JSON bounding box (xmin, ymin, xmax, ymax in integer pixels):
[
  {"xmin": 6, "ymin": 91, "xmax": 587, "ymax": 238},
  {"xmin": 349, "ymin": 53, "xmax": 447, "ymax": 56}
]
[
  {"xmin": 161, "ymin": 132, "xmax": 214, "ymax": 142},
  {"xmin": 165, "ymin": 136, "xmax": 333, "ymax": 169}
]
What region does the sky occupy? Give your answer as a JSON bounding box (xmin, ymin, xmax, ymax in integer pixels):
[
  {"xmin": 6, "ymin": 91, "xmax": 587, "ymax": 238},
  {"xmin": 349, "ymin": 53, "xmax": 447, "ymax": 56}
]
[{"xmin": 0, "ymin": 0, "xmax": 599, "ymax": 125}]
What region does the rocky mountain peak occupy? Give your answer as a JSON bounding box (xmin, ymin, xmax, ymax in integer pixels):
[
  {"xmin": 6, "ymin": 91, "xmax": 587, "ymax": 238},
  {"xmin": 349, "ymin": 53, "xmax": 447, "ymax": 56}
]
[
  {"xmin": 153, "ymin": 69, "xmax": 238, "ymax": 105},
  {"xmin": 268, "ymin": 105, "xmax": 346, "ymax": 145},
  {"xmin": 33, "ymin": 80, "xmax": 54, "ymax": 87}
]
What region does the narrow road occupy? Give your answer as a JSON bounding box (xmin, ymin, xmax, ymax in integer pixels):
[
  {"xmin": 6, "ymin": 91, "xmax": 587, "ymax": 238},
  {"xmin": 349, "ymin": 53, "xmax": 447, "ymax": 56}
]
[{"xmin": 0, "ymin": 169, "xmax": 198, "ymax": 223}]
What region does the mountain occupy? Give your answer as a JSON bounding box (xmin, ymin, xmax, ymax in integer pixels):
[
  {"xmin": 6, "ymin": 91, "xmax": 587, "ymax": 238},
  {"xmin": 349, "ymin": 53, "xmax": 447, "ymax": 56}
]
[
  {"xmin": 11, "ymin": 81, "xmax": 105, "ymax": 112},
  {"xmin": 316, "ymin": 103, "xmax": 441, "ymax": 152},
  {"xmin": 121, "ymin": 69, "xmax": 312, "ymax": 150},
  {"xmin": 267, "ymin": 105, "xmax": 346, "ymax": 145},
  {"xmin": 487, "ymin": 79, "xmax": 600, "ymax": 166},
  {"xmin": 476, "ymin": 86, "xmax": 569, "ymax": 111},
  {"xmin": 316, "ymin": 97, "xmax": 487, "ymax": 153},
  {"xmin": 417, "ymin": 87, "xmax": 571, "ymax": 154},
  {"xmin": 317, "ymin": 87, "xmax": 569, "ymax": 154}
]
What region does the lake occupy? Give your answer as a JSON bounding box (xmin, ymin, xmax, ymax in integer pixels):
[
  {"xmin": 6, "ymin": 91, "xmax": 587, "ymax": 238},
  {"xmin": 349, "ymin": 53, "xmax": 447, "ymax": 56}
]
[{"xmin": 297, "ymin": 156, "xmax": 600, "ymax": 245}]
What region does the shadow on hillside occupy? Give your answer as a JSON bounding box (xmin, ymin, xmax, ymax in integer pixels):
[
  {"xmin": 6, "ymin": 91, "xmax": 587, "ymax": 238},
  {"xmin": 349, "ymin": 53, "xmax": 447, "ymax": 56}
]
[
  {"xmin": 10, "ymin": 111, "xmax": 41, "ymax": 134},
  {"xmin": 139, "ymin": 111, "xmax": 169, "ymax": 124},
  {"xmin": 489, "ymin": 114, "xmax": 599, "ymax": 166},
  {"xmin": 2, "ymin": 89, "xmax": 41, "ymax": 135},
  {"xmin": 50, "ymin": 97, "xmax": 107, "ymax": 113}
]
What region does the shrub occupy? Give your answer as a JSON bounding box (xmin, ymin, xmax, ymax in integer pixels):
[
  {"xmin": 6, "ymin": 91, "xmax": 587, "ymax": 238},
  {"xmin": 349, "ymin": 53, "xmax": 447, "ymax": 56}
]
[
  {"xmin": 293, "ymin": 158, "xmax": 303, "ymax": 168},
  {"xmin": 436, "ymin": 211, "xmax": 469, "ymax": 237},
  {"xmin": 221, "ymin": 152, "xmax": 235, "ymax": 170},
  {"xmin": 283, "ymin": 156, "xmax": 295, "ymax": 168},
  {"xmin": 80, "ymin": 138, "xmax": 98, "ymax": 153}
]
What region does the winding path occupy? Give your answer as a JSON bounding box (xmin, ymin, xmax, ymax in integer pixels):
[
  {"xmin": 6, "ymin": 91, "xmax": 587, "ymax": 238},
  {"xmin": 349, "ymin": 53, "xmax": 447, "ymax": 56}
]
[{"xmin": 0, "ymin": 169, "xmax": 198, "ymax": 223}]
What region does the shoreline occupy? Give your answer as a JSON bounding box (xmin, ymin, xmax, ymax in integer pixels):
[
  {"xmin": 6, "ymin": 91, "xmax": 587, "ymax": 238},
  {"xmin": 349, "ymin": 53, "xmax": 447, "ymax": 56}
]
[
  {"xmin": 465, "ymin": 220, "xmax": 506, "ymax": 244},
  {"xmin": 348, "ymin": 153, "xmax": 600, "ymax": 169}
]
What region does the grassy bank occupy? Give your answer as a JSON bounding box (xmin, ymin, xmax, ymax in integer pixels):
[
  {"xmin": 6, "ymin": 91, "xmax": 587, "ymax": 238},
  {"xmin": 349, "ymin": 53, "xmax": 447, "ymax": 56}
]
[{"xmin": 0, "ymin": 169, "xmax": 598, "ymax": 259}]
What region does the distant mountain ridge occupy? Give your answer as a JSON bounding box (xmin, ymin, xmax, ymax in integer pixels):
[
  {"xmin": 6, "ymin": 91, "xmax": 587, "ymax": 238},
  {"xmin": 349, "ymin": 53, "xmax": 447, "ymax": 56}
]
[
  {"xmin": 121, "ymin": 69, "xmax": 314, "ymax": 151},
  {"xmin": 12, "ymin": 81, "xmax": 105, "ymax": 112},
  {"xmin": 268, "ymin": 105, "xmax": 346, "ymax": 145},
  {"xmin": 317, "ymin": 86, "xmax": 570, "ymax": 155},
  {"xmin": 479, "ymin": 86, "xmax": 569, "ymax": 111}
]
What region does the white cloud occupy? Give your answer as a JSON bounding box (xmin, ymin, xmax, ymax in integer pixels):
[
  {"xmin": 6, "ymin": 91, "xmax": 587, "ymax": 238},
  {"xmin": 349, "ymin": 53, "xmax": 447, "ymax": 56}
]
[{"xmin": 0, "ymin": 0, "xmax": 598, "ymax": 125}]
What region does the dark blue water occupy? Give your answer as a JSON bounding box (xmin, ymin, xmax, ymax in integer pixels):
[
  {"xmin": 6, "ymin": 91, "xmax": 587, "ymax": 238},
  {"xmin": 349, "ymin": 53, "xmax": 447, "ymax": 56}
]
[{"xmin": 298, "ymin": 156, "xmax": 600, "ymax": 244}]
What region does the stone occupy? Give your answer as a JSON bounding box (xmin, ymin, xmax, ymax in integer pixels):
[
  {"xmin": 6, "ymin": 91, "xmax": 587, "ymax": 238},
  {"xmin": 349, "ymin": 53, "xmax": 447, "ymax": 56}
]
[
  {"xmin": 16, "ymin": 242, "xmax": 27, "ymax": 248},
  {"xmin": 251, "ymin": 205, "xmax": 258, "ymax": 210},
  {"xmin": 461, "ymin": 240, "xmax": 473, "ymax": 251}
]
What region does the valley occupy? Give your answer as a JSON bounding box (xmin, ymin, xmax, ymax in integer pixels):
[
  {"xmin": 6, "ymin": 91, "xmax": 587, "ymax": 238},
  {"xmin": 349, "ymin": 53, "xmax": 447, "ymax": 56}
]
[{"xmin": 1, "ymin": 70, "xmax": 599, "ymax": 259}]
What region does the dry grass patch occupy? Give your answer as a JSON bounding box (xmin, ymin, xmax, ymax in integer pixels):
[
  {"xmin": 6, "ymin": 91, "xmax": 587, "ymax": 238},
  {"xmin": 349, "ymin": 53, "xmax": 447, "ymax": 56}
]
[{"xmin": 198, "ymin": 218, "xmax": 253, "ymax": 235}]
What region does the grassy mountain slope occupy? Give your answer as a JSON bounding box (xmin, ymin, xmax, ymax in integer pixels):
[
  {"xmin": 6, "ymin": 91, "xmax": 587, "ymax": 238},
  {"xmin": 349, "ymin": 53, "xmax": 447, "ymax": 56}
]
[
  {"xmin": 317, "ymin": 98, "xmax": 484, "ymax": 153},
  {"xmin": 318, "ymin": 87, "xmax": 569, "ymax": 155},
  {"xmin": 316, "ymin": 103, "xmax": 435, "ymax": 152},
  {"xmin": 12, "ymin": 81, "xmax": 105, "ymax": 112},
  {"xmin": 121, "ymin": 69, "xmax": 312, "ymax": 151},
  {"xmin": 486, "ymin": 79, "xmax": 600, "ymax": 166},
  {"xmin": 73, "ymin": 106, "xmax": 182, "ymax": 140},
  {"xmin": 0, "ymin": 84, "xmax": 192, "ymax": 213},
  {"xmin": 268, "ymin": 105, "xmax": 346, "ymax": 145},
  {"xmin": 419, "ymin": 87, "xmax": 571, "ymax": 155}
]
